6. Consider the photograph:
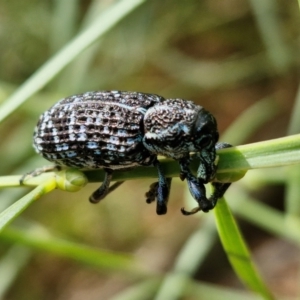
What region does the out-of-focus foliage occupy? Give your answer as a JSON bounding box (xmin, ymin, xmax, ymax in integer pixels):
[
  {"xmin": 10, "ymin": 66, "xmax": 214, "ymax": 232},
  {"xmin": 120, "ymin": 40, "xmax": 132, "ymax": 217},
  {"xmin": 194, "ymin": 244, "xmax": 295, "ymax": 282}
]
[{"xmin": 0, "ymin": 0, "xmax": 300, "ymax": 299}]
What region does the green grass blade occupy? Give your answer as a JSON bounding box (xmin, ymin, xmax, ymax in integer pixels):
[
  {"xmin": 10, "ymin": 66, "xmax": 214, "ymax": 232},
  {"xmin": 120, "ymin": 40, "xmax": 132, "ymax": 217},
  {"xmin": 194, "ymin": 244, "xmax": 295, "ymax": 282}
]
[
  {"xmin": 217, "ymin": 134, "xmax": 300, "ymax": 173},
  {"xmin": 249, "ymin": 0, "xmax": 291, "ymax": 72},
  {"xmin": 0, "ymin": 226, "xmax": 145, "ymax": 276},
  {"xmin": 186, "ymin": 280, "xmax": 266, "ymax": 300},
  {"xmin": 112, "ymin": 277, "xmax": 264, "ymax": 300},
  {"xmin": 0, "ymin": 0, "xmax": 146, "ymax": 123},
  {"xmin": 49, "ymin": 0, "xmax": 80, "ymax": 53},
  {"xmin": 285, "ymin": 85, "xmax": 300, "ymax": 220},
  {"xmin": 83, "ymin": 134, "xmax": 300, "ymax": 183},
  {"xmin": 0, "ymin": 181, "xmax": 56, "ymax": 232},
  {"xmin": 1, "ymin": 135, "xmax": 299, "ymax": 192},
  {"xmin": 111, "ymin": 278, "xmax": 161, "ymax": 300},
  {"xmin": 229, "ymin": 187, "xmax": 300, "ymax": 246},
  {"xmin": 214, "ymin": 197, "xmax": 274, "ymax": 299}
]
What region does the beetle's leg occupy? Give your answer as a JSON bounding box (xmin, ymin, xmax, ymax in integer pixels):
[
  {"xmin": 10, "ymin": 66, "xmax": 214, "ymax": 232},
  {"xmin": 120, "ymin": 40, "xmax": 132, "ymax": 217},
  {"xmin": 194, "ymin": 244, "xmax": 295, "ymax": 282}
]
[
  {"xmin": 205, "ymin": 142, "xmax": 233, "ymax": 208},
  {"xmin": 180, "ymin": 168, "xmax": 208, "ymax": 215},
  {"xmin": 179, "ymin": 157, "xmax": 207, "ymax": 215},
  {"xmin": 156, "ymin": 177, "xmax": 172, "ymax": 215},
  {"xmin": 181, "ymin": 180, "xmax": 231, "ymax": 215},
  {"xmin": 89, "ymin": 168, "xmax": 116, "ymax": 203},
  {"xmin": 207, "ymin": 182, "xmax": 231, "ymax": 208},
  {"xmin": 180, "ymin": 155, "xmax": 224, "ymax": 215},
  {"xmin": 178, "ymin": 155, "xmax": 191, "ymax": 181},
  {"xmin": 180, "ymin": 143, "xmax": 233, "ymax": 215},
  {"xmin": 20, "ymin": 165, "xmax": 62, "ymax": 185},
  {"xmin": 145, "ymin": 179, "xmax": 172, "ymax": 215},
  {"xmin": 146, "ymin": 159, "xmax": 171, "ymax": 215},
  {"xmin": 145, "ymin": 182, "xmax": 158, "ymax": 204}
]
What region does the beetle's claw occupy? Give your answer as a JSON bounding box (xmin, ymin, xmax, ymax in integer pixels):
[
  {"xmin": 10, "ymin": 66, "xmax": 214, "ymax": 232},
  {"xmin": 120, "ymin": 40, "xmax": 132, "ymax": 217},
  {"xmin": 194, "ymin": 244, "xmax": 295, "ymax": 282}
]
[
  {"xmin": 181, "ymin": 206, "xmax": 201, "ymax": 215},
  {"xmin": 181, "ymin": 198, "xmax": 216, "ymax": 215}
]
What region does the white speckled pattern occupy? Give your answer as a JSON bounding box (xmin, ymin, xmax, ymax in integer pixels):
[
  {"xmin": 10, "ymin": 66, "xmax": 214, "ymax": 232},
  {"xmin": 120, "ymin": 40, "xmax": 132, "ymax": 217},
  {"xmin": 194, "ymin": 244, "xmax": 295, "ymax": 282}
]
[{"xmin": 33, "ymin": 91, "xmax": 164, "ymax": 169}]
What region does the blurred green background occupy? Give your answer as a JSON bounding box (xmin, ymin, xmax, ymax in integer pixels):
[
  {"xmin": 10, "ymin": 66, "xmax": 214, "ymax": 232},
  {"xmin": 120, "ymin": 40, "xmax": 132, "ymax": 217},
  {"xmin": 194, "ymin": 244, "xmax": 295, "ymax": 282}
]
[{"xmin": 0, "ymin": 0, "xmax": 299, "ymax": 299}]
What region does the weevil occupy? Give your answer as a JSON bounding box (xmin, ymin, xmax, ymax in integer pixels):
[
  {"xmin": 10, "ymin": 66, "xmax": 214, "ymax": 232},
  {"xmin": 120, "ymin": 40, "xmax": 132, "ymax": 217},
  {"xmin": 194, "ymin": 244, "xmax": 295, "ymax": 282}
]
[{"xmin": 32, "ymin": 91, "xmax": 231, "ymax": 215}]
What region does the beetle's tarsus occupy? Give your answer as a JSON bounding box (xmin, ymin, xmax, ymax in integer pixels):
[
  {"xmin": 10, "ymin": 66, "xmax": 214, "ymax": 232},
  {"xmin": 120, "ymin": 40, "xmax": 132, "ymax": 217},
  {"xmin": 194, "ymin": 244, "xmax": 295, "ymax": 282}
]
[
  {"xmin": 209, "ymin": 182, "xmax": 231, "ymax": 202},
  {"xmin": 156, "ymin": 177, "xmax": 172, "ymax": 215},
  {"xmin": 145, "ymin": 182, "xmax": 158, "ymax": 203},
  {"xmin": 145, "ymin": 179, "xmax": 171, "ymax": 215},
  {"xmin": 209, "ymin": 142, "xmax": 233, "ymax": 208},
  {"xmin": 179, "ymin": 151, "xmax": 232, "ymax": 216},
  {"xmin": 181, "ymin": 181, "xmax": 231, "ymax": 216},
  {"xmin": 145, "ymin": 159, "xmax": 172, "ymax": 215},
  {"xmin": 155, "ymin": 160, "xmax": 171, "ymax": 215},
  {"xmin": 181, "ymin": 143, "xmax": 233, "ymax": 216}
]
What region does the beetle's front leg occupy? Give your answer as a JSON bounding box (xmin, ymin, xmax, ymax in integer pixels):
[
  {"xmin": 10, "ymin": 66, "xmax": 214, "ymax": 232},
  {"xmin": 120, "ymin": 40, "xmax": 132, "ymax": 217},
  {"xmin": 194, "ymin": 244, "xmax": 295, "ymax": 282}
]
[
  {"xmin": 179, "ymin": 157, "xmax": 212, "ymax": 215},
  {"xmin": 206, "ymin": 142, "xmax": 233, "ymax": 206},
  {"xmin": 207, "ymin": 182, "xmax": 231, "ymax": 208}
]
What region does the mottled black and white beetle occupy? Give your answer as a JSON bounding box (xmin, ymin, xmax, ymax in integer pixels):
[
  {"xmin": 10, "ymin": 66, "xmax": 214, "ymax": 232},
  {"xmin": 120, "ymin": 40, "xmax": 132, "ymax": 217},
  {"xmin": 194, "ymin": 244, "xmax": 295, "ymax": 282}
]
[{"xmin": 33, "ymin": 91, "xmax": 231, "ymax": 215}]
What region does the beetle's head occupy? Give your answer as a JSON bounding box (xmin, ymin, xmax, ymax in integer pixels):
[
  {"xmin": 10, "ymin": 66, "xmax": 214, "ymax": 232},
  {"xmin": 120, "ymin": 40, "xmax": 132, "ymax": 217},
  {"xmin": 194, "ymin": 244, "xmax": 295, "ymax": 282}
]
[
  {"xmin": 192, "ymin": 108, "xmax": 219, "ymax": 151},
  {"xmin": 191, "ymin": 108, "xmax": 219, "ymax": 181}
]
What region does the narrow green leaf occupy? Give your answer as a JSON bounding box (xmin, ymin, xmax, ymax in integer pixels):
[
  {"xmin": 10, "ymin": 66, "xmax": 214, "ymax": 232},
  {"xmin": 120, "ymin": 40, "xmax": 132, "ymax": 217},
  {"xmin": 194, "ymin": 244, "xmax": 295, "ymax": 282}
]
[
  {"xmin": 249, "ymin": 0, "xmax": 291, "ymax": 72},
  {"xmin": 213, "ymin": 197, "xmax": 274, "ymax": 299},
  {"xmin": 229, "ymin": 187, "xmax": 300, "ymax": 247},
  {"xmin": 84, "ymin": 134, "xmax": 300, "ymax": 183},
  {"xmin": 2, "ymin": 134, "xmax": 299, "ymax": 188},
  {"xmin": 217, "ymin": 134, "xmax": 300, "ymax": 173},
  {"xmin": 0, "ymin": 0, "xmax": 146, "ymax": 123},
  {"xmin": 0, "ymin": 181, "xmax": 56, "ymax": 232},
  {"xmin": 0, "ymin": 226, "xmax": 145, "ymax": 276},
  {"xmin": 285, "ymin": 84, "xmax": 300, "ymax": 220}
]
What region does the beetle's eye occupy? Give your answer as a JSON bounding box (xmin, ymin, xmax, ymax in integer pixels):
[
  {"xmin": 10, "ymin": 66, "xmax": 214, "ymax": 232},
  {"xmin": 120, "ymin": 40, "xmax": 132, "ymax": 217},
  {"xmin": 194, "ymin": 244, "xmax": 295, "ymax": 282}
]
[{"xmin": 199, "ymin": 135, "xmax": 212, "ymax": 148}]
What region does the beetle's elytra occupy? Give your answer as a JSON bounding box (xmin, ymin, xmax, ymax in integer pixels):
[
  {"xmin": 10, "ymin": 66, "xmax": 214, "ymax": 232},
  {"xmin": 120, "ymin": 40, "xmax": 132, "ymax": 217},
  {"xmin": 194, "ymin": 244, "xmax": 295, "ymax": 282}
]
[{"xmin": 33, "ymin": 91, "xmax": 231, "ymax": 215}]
